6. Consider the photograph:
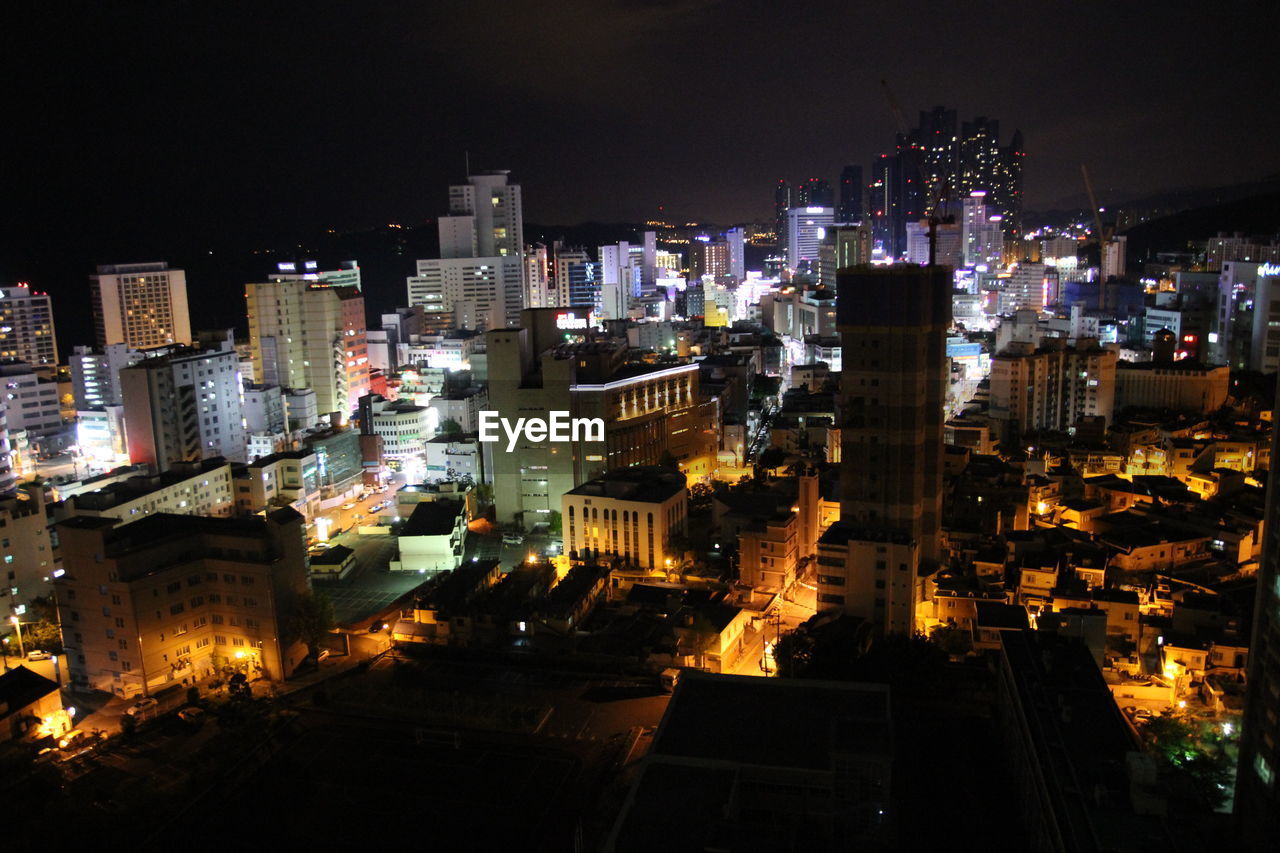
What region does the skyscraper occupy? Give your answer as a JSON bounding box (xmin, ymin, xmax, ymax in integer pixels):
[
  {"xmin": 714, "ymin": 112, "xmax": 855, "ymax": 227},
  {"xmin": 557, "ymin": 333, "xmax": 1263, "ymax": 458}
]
[
  {"xmin": 837, "ymin": 165, "xmax": 864, "ymax": 223},
  {"xmin": 786, "ymin": 207, "xmax": 834, "ymax": 273},
  {"xmin": 774, "ymin": 179, "xmax": 792, "ymax": 246},
  {"xmin": 816, "ymin": 265, "xmax": 950, "ymax": 636},
  {"xmin": 796, "ymin": 177, "xmax": 833, "ymax": 208},
  {"xmin": 410, "ymin": 170, "xmax": 526, "ymax": 328},
  {"xmin": 0, "ymin": 283, "xmax": 58, "ymax": 372},
  {"xmin": 90, "ymin": 262, "xmax": 192, "ymax": 349},
  {"xmin": 725, "ymin": 227, "xmax": 746, "ymax": 281}
]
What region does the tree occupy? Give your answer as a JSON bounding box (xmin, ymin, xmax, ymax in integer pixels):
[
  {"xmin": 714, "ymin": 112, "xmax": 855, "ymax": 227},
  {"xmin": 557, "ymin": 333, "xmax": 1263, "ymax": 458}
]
[
  {"xmin": 757, "ymin": 446, "xmax": 787, "ymax": 473},
  {"xmin": 929, "ymin": 623, "xmax": 973, "ymax": 658},
  {"xmin": 471, "ymin": 482, "xmax": 494, "ymax": 507},
  {"xmin": 438, "ymin": 418, "xmax": 463, "ymax": 435},
  {"xmin": 547, "ymin": 510, "xmax": 563, "ymax": 537},
  {"xmin": 17, "ymin": 596, "xmax": 62, "ymax": 653},
  {"xmin": 688, "ymin": 481, "xmax": 715, "ymax": 512},
  {"xmin": 1141, "ymin": 710, "xmax": 1234, "ymax": 811},
  {"xmin": 290, "ymin": 590, "xmax": 336, "ymax": 661}
]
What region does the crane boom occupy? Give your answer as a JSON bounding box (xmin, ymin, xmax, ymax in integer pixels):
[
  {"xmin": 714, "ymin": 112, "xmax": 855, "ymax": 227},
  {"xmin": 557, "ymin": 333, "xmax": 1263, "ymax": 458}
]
[{"xmin": 1080, "ymin": 164, "xmax": 1109, "ymax": 245}]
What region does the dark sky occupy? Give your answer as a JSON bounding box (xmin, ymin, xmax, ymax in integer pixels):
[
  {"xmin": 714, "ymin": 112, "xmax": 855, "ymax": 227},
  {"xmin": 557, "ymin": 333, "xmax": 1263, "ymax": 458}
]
[{"xmin": 5, "ymin": 0, "xmax": 1279, "ymax": 257}]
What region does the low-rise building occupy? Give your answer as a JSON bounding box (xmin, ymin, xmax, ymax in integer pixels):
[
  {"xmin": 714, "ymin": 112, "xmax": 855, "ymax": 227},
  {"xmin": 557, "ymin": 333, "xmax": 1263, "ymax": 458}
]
[
  {"xmin": 392, "ymin": 498, "xmax": 466, "ymax": 574},
  {"xmin": 54, "ymin": 508, "xmax": 312, "ymax": 698},
  {"xmin": 563, "ymin": 466, "xmax": 687, "ymax": 571}
]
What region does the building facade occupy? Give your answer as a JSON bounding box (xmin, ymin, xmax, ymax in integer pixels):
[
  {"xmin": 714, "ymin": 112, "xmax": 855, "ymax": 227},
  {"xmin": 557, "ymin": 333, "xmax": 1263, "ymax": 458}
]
[{"xmin": 90, "ymin": 262, "xmax": 192, "ymax": 349}]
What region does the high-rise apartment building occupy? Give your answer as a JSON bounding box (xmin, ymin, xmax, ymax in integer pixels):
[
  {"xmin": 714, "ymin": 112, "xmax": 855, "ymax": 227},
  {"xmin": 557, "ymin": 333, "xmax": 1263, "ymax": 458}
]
[
  {"xmin": 961, "ymin": 191, "xmax": 1005, "ymax": 268},
  {"xmin": 1238, "ymin": 368, "xmax": 1280, "ymax": 842},
  {"xmin": 1215, "ymin": 261, "xmax": 1280, "ymax": 372},
  {"xmin": 246, "ymin": 273, "xmax": 367, "ymax": 421},
  {"xmin": 54, "ymin": 509, "xmax": 311, "ymax": 698},
  {"xmin": 988, "ymin": 338, "xmax": 1117, "ymax": 439},
  {"xmin": 689, "ymin": 237, "xmax": 731, "ymax": 281},
  {"xmin": 0, "ymin": 283, "xmax": 58, "ymax": 372},
  {"xmin": 817, "ymin": 266, "xmax": 950, "ymax": 636},
  {"xmin": 90, "ymin": 262, "xmax": 192, "ymax": 349},
  {"xmin": 411, "ymin": 170, "xmax": 525, "ymax": 329},
  {"xmin": 796, "ymin": 177, "xmax": 833, "ymax": 208},
  {"xmin": 120, "ymin": 342, "xmax": 246, "ymax": 469}
]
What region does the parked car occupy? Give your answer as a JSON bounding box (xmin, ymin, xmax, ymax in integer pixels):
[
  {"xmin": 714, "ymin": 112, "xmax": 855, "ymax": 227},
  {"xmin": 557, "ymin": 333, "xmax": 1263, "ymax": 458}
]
[
  {"xmin": 177, "ymin": 707, "xmax": 206, "ymax": 729},
  {"xmin": 502, "ymin": 533, "xmax": 524, "ymax": 546},
  {"xmin": 26, "ymin": 650, "xmax": 52, "ymax": 661},
  {"xmin": 342, "ymin": 502, "xmax": 356, "ymax": 511},
  {"xmin": 125, "ymin": 697, "xmax": 159, "ymax": 718}
]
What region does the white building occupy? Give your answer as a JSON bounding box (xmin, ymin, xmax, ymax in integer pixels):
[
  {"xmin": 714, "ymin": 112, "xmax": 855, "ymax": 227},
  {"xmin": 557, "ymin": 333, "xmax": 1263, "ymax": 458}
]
[
  {"xmin": 368, "ymin": 398, "xmax": 434, "ymax": 462},
  {"xmin": 243, "ymin": 384, "xmax": 286, "ymax": 435},
  {"xmin": 70, "ymin": 343, "xmax": 143, "ymax": 410},
  {"xmin": 407, "ymin": 256, "xmax": 524, "ymax": 330},
  {"xmin": 0, "ymin": 361, "xmax": 66, "ymax": 452},
  {"xmin": 89, "ymin": 262, "xmax": 191, "ymax": 349},
  {"xmin": 961, "ymin": 192, "xmax": 1005, "ymax": 268},
  {"xmin": 786, "ymin": 207, "xmax": 834, "ymax": 272},
  {"xmin": 119, "ymin": 343, "xmax": 246, "ymax": 469}
]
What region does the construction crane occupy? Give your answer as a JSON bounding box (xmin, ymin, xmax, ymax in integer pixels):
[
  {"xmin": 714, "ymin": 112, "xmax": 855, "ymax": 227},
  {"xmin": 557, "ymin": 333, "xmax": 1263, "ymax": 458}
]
[
  {"xmin": 1080, "ymin": 164, "xmax": 1111, "ymax": 246},
  {"xmin": 880, "ymin": 79, "xmax": 956, "ymax": 267}
]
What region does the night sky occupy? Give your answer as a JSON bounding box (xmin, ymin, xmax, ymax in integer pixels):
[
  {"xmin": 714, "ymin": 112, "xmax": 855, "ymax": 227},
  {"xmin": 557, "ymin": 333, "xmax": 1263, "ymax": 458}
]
[{"xmin": 5, "ymin": 1, "xmax": 1278, "ymax": 291}]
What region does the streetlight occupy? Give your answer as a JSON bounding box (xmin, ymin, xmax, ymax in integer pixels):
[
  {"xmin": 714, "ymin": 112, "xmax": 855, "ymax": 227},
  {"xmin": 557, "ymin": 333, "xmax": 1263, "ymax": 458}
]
[{"xmin": 9, "ymin": 615, "xmax": 25, "ymax": 658}]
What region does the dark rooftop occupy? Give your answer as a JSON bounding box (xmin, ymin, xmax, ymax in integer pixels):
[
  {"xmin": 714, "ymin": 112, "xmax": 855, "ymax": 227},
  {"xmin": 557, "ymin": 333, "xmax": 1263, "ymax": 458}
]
[
  {"xmin": 566, "ymin": 466, "xmax": 686, "ymax": 504},
  {"xmin": 402, "ymin": 499, "xmax": 464, "ymax": 537},
  {"xmin": 0, "ymin": 665, "xmax": 60, "ymax": 719}
]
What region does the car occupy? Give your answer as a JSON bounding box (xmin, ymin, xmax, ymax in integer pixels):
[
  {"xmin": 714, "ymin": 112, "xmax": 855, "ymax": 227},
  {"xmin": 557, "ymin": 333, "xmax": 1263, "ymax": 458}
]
[
  {"xmin": 368, "ymin": 620, "xmax": 387, "ymax": 633},
  {"xmin": 502, "ymin": 533, "xmax": 524, "ymax": 546},
  {"xmin": 125, "ymin": 697, "xmax": 159, "ymax": 717},
  {"xmin": 177, "ymin": 707, "xmax": 206, "ymax": 729},
  {"xmin": 26, "ymin": 650, "xmax": 52, "ymax": 661},
  {"xmin": 316, "ymin": 649, "xmax": 331, "ymax": 662},
  {"xmin": 342, "ymin": 503, "xmax": 356, "ymax": 511}
]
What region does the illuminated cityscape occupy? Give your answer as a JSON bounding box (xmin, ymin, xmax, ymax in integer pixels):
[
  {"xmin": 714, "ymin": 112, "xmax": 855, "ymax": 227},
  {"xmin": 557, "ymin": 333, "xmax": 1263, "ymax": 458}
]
[{"xmin": 3, "ymin": 2, "xmax": 1280, "ymax": 849}]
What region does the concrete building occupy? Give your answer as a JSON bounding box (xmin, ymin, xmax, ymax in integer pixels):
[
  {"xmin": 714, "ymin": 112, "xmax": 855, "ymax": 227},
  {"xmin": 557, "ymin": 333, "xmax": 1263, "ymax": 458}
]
[
  {"xmin": 486, "ymin": 309, "xmax": 717, "ymax": 527},
  {"xmin": 1114, "ymin": 360, "xmax": 1229, "ymax": 414},
  {"xmin": 1216, "ymin": 261, "xmax": 1280, "ymax": 372},
  {"xmin": 989, "ymin": 339, "xmax": 1117, "ymax": 439},
  {"xmin": 786, "ymin": 206, "xmax": 834, "ymax": 273},
  {"xmin": 407, "ymin": 256, "xmax": 524, "ymax": 331},
  {"xmin": 366, "ymin": 397, "xmax": 433, "ymax": 463},
  {"xmin": 120, "ymin": 342, "xmax": 246, "ymax": 469},
  {"xmin": 89, "ymin": 262, "xmax": 191, "ymax": 349},
  {"xmin": 242, "ymin": 383, "xmax": 286, "ymax": 436},
  {"xmin": 58, "ymin": 458, "xmax": 235, "ymax": 522},
  {"xmin": 54, "ymin": 508, "xmax": 311, "ymax": 698},
  {"xmin": 0, "ymin": 283, "xmax": 57, "ymax": 372},
  {"xmin": 0, "ymin": 483, "xmax": 55, "ymax": 603},
  {"xmin": 0, "ymin": 360, "xmax": 67, "ymax": 453},
  {"xmin": 246, "ymin": 274, "xmax": 367, "ymax": 422},
  {"xmin": 0, "ymin": 666, "xmax": 64, "ymax": 744},
  {"xmin": 819, "ymin": 265, "xmax": 950, "ymax": 636},
  {"xmin": 562, "ymin": 466, "xmax": 687, "ymax": 571},
  {"xmin": 69, "ymin": 343, "xmax": 143, "ymax": 410},
  {"xmin": 232, "ymin": 450, "xmax": 321, "ymax": 520},
  {"xmin": 392, "ymin": 499, "xmax": 467, "ymax": 574}
]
